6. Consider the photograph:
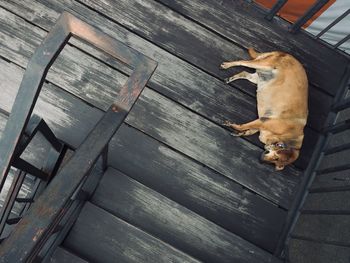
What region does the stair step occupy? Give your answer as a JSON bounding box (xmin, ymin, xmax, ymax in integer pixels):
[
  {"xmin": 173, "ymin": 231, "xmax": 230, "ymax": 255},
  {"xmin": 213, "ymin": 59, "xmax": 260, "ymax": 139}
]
[
  {"xmin": 50, "ymin": 247, "xmax": 88, "ymax": 263},
  {"xmin": 109, "ymin": 124, "xmax": 286, "ymax": 252},
  {"xmin": 90, "ymin": 167, "xmax": 281, "ymax": 263},
  {"xmin": 288, "ymin": 238, "xmax": 350, "ymax": 263},
  {"xmin": 64, "ymin": 202, "xmax": 200, "ymax": 263}
]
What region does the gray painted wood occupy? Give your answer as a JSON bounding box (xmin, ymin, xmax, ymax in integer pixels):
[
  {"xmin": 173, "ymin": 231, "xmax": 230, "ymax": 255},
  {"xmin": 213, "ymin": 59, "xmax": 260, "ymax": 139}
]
[
  {"xmin": 0, "ymin": 58, "xmax": 102, "ymax": 217},
  {"xmin": 0, "ymin": 7, "xmax": 125, "ymax": 112},
  {"xmin": 318, "ymin": 149, "xmax": 350, "ymax": 172},
  {"xmin": 311, "ymin": 170, "xmax": 350, "ymax": 191},
  {"xmin": 0, "ymin": 114, "xmax": 43, "ymax": 215},
  {"xmin": 0, "ymin": 7, "xmax": 300, "ymax": 206},
  {"xmin": 108, "ymin": 124, "xmax": 286, "ymax": 252},
  {"xmin": 293, "ymin": 214, "xmax": 350, "ymax": 244},
  {"xmin": 303, "ymin": 191, "xmax": 350, "ymax": 211},
  {"xmin": 64, "ymin": 202, "xmax": 200, "ymax": 263},
  {"xmin": 288, "ymin": 238, "xmax": 350, "ymax": 263},
  {"xmin": 73, "ymin": 0, "xmax": 333, "ymax": 133},
  {"xmin": 0, "ymin": 0, "xmax": 320, "ymax": 169},
  {"xmin": 50, "ymin": 247, "xmax": 87, "ymax": 263},
  {"xmin": 156, "ymin": 0, "xmax": 348, "ymax": 96},
  {"xmin": 92, "ymin": 168, "xmax": 281, "ymax": 263},
  {"xmin": 0, "ymin": 113, "xmax": 7, "ymax": 139},
  {"xmin": 124, "ymin": 88, "xmax": 300, "ymax": 208},
  {"xmin": 0, "ymin": 2, "xmax": 258, "ymax": 126},
  {"xmin": 327, "ymin": 130, "xmax": 350, "ymax": 150},
  {"xmin": 0, "ymin": 58, "xmax": 104, "ymax": 148}
]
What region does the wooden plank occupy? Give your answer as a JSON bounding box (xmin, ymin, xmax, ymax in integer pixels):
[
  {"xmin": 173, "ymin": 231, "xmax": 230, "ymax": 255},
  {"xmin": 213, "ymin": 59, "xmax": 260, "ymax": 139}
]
[
  {"xmin": 0, "ymin": 58, "xmax": 104, "ymax": 148},
  {"xmin": 0, "ymin": 113, "xmax": 42, "ymax": 214},
  {"xmin": 0, "ymin": 7, "xmax": 125, "ymax": 111},
  {"xmin": 288, "ymin": 238, "xmax": 350, "ymax": 263},
  {"xmin": 302, "ymin": 191, "xmax": 350, "ymax": 212},
  {"xmin": 64, "ymin": 202, "xmax": 200, "ymax": 263},
  {"xmin": 92, "ymin": 168, "xmax": 281, "ymax": 263},
  {"xmin": 156, "ymin": 0, "xmax": 348, "ymax": 96},
  {"xmin": 50, "ymin": 247, "xmax": 88, "ymax": 263},
  {"xmin": 292, "ymin": 214, "xmax": 350, "ymax": 244},
  {"xmin": 318, "ymin": 149, "xmax": 350, "ymax": 173},
  {"xmin": 0, "ymin": 106, "xmax": 137, "ymax": 262},
  {"xmin": 327, "ymin": 129, "xmax": 350, "ymax": 150},
  {"xmin": 157, "ymin": 0, "xmax": 348, "ymax": 94},
  {"xmin": 310, "ymin": 170, "xmax": 350, "ymax": 191},
  {"xmin": 124, "ymin": 88, "xmax": 300, "ymax": 208},
  {"xmin": 108, "ymin": 124, "xmax": 286, "ymax": 252},
  {"xmin": 0, "ymin": 0, "xmax": 321, "ymax": 169},
  {"xmin": 0, "ymin": 113, "xmax": 7, "ymax": 139},
  {"xmin": 0, "ymin": 2, "xmax": 257, "ymax": 124},
  {"xmin": 0, "ymin": 5, "xmax": 300, "ymax": 206},
  {"xmin": 72, "ymin": 0, "xmax": 333, "ymax": 132}
]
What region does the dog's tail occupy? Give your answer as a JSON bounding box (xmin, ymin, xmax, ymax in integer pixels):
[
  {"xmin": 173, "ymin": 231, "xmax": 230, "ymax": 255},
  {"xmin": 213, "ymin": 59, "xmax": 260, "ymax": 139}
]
[{"xmin": 248, "ymin": 48, "xmax": 260, "ymax": 59}]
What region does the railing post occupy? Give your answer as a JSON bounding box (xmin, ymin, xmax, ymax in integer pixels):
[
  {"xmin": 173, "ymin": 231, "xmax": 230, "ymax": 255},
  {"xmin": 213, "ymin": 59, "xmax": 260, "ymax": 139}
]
[
  {"xmin": 290, "ymin": 0, "xmax": 331, "ymax": 33},
  {"xmin": 265, "ymin": 0, "xmax": 288, "ymax": 21}
]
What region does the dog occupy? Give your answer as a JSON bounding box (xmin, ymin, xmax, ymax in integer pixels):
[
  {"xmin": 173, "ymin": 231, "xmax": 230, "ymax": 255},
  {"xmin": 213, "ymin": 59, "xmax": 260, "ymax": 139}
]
[{"xmin": 221, "ymin": 48, "xmax": 308, "ymax": 171}]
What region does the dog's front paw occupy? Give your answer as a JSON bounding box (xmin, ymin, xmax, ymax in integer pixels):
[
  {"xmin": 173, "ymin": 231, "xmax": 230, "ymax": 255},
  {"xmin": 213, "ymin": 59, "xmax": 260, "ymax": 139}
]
[
  {"xmin": 224, "ymin": 77, "xmax": 233, "ymax": 84},
  {"xmin": 230, "ymin": 131, "xmax": 241, "ymax": 137},
  {"xmin": 223, "ymin": 120, "xmax": 234, "ymax": 127},
  {"xmin": 220, "ymin": 62, "xmax": 231, "ymax": 70},
  {"xmin": 230, "ymin": 123, "xmax": 242, "ymax": 130}
]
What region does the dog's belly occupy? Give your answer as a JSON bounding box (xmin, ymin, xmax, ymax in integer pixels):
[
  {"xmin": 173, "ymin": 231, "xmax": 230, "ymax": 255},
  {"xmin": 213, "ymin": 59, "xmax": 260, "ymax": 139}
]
[
  {"xmin": 256, "ymin": 70, "xmax": 278, "ymax": 117},
  {"xmin": 256, "ymin": 88, "xmax": 275, "ymax": 118}
]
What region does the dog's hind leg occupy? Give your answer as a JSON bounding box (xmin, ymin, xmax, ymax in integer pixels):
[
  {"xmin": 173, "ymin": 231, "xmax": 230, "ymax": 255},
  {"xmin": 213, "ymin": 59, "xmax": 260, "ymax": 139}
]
[
  {"xmin": 231, "ymin": 129, "xmax": 259, "ymax": 137},
  {"xmin": 221, "ymin": 58, "xmax": 274, "ymax": 71},
  {"xmin": 224, "ymin": 119, "xmax": 262, "ymax": 131},
  {"xmin": 225, "ymin": 71, "xmax": 258, "ymax": 84},
  {"xmin": 223, "ymin": 120, "xmax": 259, "ymax": 137}
]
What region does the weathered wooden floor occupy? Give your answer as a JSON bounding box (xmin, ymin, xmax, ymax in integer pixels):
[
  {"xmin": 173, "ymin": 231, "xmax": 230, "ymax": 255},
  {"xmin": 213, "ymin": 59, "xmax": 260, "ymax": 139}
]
[{"xmin": 0, "ymin": 0, "xmax": 349, "ymax": 261}]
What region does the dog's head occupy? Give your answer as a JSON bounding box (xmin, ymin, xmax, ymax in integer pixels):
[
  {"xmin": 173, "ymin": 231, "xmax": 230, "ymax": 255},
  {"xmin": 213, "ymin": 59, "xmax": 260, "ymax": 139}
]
[{"xmin": 261, "ymin": 142, "xmax": 299, "ymax": 171}]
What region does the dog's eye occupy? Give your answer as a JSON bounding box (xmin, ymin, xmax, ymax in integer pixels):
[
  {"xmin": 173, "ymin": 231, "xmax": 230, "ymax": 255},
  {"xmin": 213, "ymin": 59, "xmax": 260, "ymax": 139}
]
[{"xmin": 276, "ymin": 142, "xmax": 285, "ymax": 148}]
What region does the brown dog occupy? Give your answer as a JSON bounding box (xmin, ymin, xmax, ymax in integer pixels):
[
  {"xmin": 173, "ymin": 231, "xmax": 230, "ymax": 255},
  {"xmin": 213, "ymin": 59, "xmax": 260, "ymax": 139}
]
[{"xmin": 221, "ymin": 48, "xmax": 308, "ymax": 171}]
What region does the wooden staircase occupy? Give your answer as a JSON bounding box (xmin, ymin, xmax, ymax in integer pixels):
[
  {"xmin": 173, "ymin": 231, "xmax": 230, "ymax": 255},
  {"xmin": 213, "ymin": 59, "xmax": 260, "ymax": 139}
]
[{"xmin": 50, "ymin": 167, "xmax": 282, "ymax": 263}]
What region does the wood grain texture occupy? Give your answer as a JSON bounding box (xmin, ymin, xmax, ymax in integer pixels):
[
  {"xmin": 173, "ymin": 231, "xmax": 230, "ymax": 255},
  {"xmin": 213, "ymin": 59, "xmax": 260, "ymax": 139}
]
[
  {"xmin": 76, "ymin": 0, "xmax": 333, "ymax": 132},
  {"xmin": 0, "ymin": 58, "xmax": 104, "ymax": 148},
  {"xmin": 64, "ymin": 202, "xmax": 200, "ymax": 263},
  {"xmin": 0, "ymin": 7, "xmax": 124, "ymax": 111},
  {"xmin": 108, "ymin": 124, "xmax": 286, "ymax": 252},
  {"xmin": 293, "ymin": 214, "xmax": 350, "ymax": 244},
  {"xmin": 92, "ymin": 168, "xmax": 281, "ymax": 263},
  {"xmin": 310, "ymin": 170, "xmax": 350, "ymax": 191},
  {"xmin": 288, "ymin": 238, "xmax": 350, "ymax": 263},
  {"xmin": 0, "ymin": 4, "xmax": 301, "ymax": 207},
  {"xmin": 0, "ymin": 113, "xmax": 46, "ymax": 216},
  {"xmin": 328, "ymin": 129, "xmax": 350, "ymax": 150},
  {"xmin": 302, "ymin": 191, "xmax": 350, "ymax": 212},
  {"xmin": 156, "ymin": 0, "xmax": 348, "ymax": 96},
  {"xmin": 0, "ymin": 1, "xmax": 317, "ymax": 168},
  {"xmin": 50, "ymin": 247, "xmax": 88, "ymax": 263},
  {"xmin": 0, "ymin": 2, "xmax": 257, "ymax": 126},
  {"xmin": 124, "ymin": 88, "xmax": 300, "ymax": 208},
  {"xmin": 318, "ymin": 149, "xmax": 350, "ymax": 172}
]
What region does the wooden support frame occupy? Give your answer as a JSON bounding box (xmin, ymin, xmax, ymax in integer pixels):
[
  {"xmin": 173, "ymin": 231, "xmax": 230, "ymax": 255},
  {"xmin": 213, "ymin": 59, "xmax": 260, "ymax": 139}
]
[
  {"xmin": 0, "ymin": 12, "xmax": 157, "ymax": 262},
  {"xmin": 0, "ymin": 11, "xmax": 156, "ymax": 192}
]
